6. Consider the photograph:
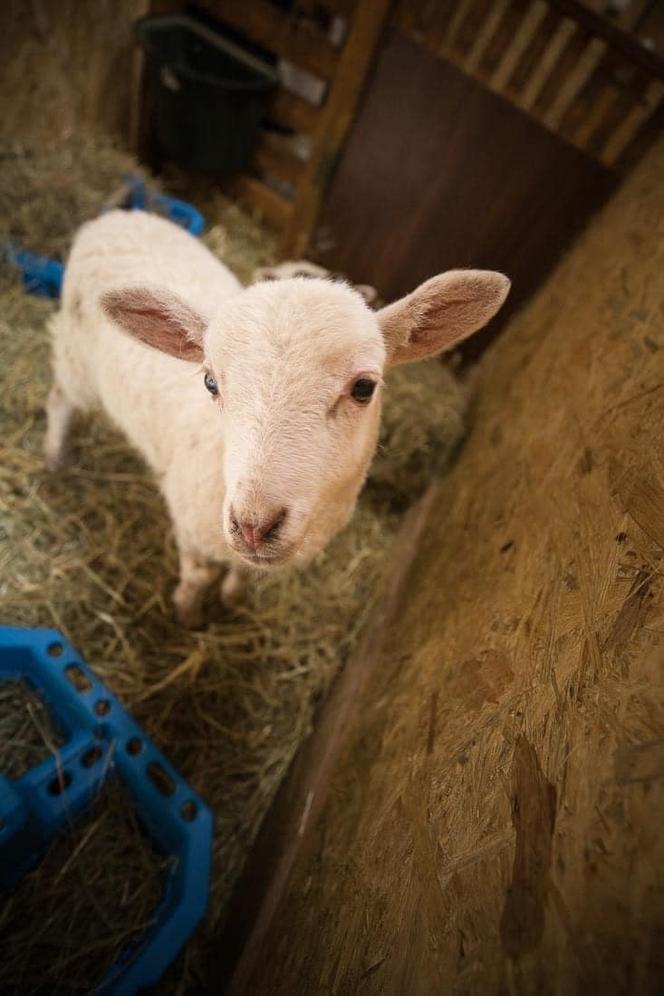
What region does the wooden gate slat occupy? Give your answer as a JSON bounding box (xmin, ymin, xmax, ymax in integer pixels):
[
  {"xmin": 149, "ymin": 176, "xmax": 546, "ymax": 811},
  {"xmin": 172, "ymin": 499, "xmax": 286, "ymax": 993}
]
[
  {"xmin": 253, "ymin": 137, "xmax": 304, "ymax": 189},
  {"xmin": 204, "ymin": 0, "xmax": 339, "ymax": 80},
  {"xmin": 571, "ymin": 80, "xmax": 624, "ymax": 151},
  {"xmin": 465, "ymin": 0, "xmax": 512, "ymax": 75},
  {"xmin": 491, "ymin": 0, "xmax": 549, "ymax": 91},
  {"xmin": 519, "ymin": 16, "xmax": 577, "ymax": 110},
  {"xmin": 601, "ymin": 79, "xmax": 664, "ymax": 166},
  {"xmin": 228, "ymin": 175, "xmax": 294, "ymax": 229},
  {"xmin": 437, "ymin": 0, "xmax": 475, "ymax": 58},
  {"xmin": 267, "ymin": 89, "xmax": 320, "ymax": 135},
  {"xmin": 544, "ymin": 35, "xmax": 607, "ymax": 131},
  {"xmin": 282, "ymin": 0, "xmax": 392, "ymax": 255}
]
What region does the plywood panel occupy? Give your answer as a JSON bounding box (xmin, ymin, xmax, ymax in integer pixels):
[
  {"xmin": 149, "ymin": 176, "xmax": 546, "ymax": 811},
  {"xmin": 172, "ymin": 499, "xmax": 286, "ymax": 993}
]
[
  {"xmin": 230, "ymin": 133, "xmax": 664, "ymax": 996},
  {"xmin": 312, "ymin": 29, "xmax": 616, "ymax": 358}
]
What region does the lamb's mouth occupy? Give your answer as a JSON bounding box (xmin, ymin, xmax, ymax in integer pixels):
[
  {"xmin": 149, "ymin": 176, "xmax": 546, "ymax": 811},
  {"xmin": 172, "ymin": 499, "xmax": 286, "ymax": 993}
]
[{"xmin": 234, "ymin": 545, "xmax": 296, "ymax": 569}]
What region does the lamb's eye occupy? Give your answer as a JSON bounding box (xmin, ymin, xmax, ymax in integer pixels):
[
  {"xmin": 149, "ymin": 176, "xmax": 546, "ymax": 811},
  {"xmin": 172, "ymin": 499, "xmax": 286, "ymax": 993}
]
[
  {"xmin": 350, "ymin": 378, "xmax": 376, "ymax": 404},
  {"xmin": 204, "ymin": 372, "xmax": 219, "ymax": 396}
]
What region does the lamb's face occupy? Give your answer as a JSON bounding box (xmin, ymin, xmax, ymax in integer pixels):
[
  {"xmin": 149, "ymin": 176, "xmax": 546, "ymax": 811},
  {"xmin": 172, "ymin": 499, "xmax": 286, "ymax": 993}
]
[
  {"xmin": 203, "ymin": 279, "xmax": 386, "ymax": 567},
  {"xmin": 102, "ymin": 260, "xmax": 510, "ymax": 571}
]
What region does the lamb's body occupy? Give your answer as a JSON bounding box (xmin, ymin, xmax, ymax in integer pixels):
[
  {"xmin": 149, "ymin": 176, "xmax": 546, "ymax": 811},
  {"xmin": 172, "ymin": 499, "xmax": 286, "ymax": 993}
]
[
  {"xmin": 49, "ymin": 212, "xmax": 238, "ymax": 569},
  {"xmin": 46, "ymin": 209, "xmax": 509, "ymax": 627}
]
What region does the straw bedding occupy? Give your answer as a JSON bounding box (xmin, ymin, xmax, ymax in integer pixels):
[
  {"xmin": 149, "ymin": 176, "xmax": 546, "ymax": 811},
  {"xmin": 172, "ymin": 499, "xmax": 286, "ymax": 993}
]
[
  {"xmin": 0, "ymin": 137, "xmax": 468, "ymax": 991},
  {"xmin": 0, "ymin": 773, "xmax": 166, "ymax": 995}
]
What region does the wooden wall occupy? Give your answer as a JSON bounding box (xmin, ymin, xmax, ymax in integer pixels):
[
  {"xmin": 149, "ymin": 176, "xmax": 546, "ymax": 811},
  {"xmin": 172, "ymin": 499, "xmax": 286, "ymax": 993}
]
[
  {"xmin": 0, "ymin": 0, "xmax": 147, "ymax": 145},
  {"xmin": 309, "ymin": 0, "xmax": 664, "ymax": 356},
  {"xmin": 223, "ymin": 136, "xmax": 664, "ymax": 994},
  {"xmin": 311, "ymin": 29, "xmax": 618, "ymax": 357},
  {"xmin": 138, "ymin": 0, "xmax": 392, "ymax": 253}
]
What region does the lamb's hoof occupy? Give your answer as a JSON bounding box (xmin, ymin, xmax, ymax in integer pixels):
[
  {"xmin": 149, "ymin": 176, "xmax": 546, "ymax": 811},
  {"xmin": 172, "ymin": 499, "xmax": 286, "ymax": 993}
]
[
  {"xmin": 44, "ymin": 449, "xmax": 66, "ymax": 473},
  {"xmin": 175, "ymin": 607, "xmax": 205, "ymax": 630},
  {"xmin": 220, "ymin": 572, "xmax": 247, "ymax": 611},
  {"xmin": 173, "ymin": 599, "xmax": 205, "ymax": 630}
]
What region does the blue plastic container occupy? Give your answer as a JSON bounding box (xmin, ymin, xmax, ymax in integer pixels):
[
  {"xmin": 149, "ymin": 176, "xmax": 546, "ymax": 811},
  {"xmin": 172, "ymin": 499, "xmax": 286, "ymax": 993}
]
[
  {"xmin": 5, "ymin": 247, "xmax": 64, "ymax": 299},
  {"xmin": 4, "ymin": 173, "xmax": 205, "ymax": 299},
  {"xmin": 126, "ymin": 173, "xmax": 205, "ymax": 236},
  {"xmin": 0, "ymin": 625, "xmax": 214, "ymax": 995},
  {"xmin": 135, "ymin": 14, "xmax": 277, "ymax": 175}
]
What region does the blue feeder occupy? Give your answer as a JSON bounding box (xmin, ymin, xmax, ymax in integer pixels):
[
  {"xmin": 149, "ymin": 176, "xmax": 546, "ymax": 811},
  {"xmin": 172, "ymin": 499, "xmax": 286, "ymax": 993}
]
[
  {"xmin": 0, "ymin": 625, "xmax": 213, "ymax": 995},
  {"xmin": 124, "ymin": 174, "xmax": 205, "ymax": 237},
  {"xmin": 4, "ymin": 173, "xmax": 206, "ymax": 299},
  {"xmin": 5, "ymin": 247, "xmax": 64, "ymax": 299}
]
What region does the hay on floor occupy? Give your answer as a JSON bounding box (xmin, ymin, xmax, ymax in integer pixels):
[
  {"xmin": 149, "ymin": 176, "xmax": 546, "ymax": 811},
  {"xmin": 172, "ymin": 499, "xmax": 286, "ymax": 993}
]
[
  {"xmin": 0, "ymin": 138, "xmax": 152, "ymax": 260},
  {"xmin": 0, "ymin": 777, "xmax": 166, "ymax": 995},
  {"xmin": 0, "ymin": 137, "xmax": 468, "ymax": 992},
  {"xmin": 0, "ymin": 678, "xmax": 64, "ymax": 778}
]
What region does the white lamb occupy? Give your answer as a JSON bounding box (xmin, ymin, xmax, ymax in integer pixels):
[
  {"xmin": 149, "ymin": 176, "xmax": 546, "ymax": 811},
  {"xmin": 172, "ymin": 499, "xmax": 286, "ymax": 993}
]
[
  {"xmin": 254, "ymin": 259, "xmax": 379, "ymax": 305},
  {"xmin": 45, "ymin": 210, "xmax": 509, "ymax": 627}
]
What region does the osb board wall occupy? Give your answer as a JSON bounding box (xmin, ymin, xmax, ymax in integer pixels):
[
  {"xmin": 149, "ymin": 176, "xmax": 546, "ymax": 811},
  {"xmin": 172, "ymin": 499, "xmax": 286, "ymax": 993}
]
[
  {"xmin": 0, "ymin": 0, "xmax": 145, "ymax": 144},
  {"xmin": 241, "ymin": 139, "xmax": 664, "ymax": 992}
]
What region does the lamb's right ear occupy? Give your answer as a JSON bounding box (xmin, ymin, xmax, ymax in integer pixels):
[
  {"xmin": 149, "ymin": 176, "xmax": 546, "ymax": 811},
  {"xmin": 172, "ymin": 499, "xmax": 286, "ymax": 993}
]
[
  {"xmin": 378, "ymin": 270, "xmax": 510, "ymax": 366},
  {"xmin": 100, "ymin": 286, "xmax": 207, "ymax": 362}
]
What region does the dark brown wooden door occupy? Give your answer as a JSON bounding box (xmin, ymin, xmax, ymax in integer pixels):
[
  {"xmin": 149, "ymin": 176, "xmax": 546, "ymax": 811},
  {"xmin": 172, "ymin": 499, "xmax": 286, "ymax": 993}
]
[{"xmin": 311, "ymin": 28, "xmax": 618, "ymax": 358}]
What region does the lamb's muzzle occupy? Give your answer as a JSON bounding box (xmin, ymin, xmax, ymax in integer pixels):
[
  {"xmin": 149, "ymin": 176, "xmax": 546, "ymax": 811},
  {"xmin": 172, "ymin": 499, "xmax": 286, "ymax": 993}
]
[{"xmin": 229, "ymin": 506, "xmax": 287, "ymax": 552}]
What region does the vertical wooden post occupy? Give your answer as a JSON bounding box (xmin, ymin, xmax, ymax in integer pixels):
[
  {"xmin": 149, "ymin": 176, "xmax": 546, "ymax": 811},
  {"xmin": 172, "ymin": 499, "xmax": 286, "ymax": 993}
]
[
  {"xmin": 128, "ymin": 1, "xmax": 150, "ymax": 156},
  {"xmin": 128, "ymin": 0, "xmax": 183, "ymax": 158},
  {"xmin": 281, "ymin": 0, "xmax": 393, "ymax": 258}
]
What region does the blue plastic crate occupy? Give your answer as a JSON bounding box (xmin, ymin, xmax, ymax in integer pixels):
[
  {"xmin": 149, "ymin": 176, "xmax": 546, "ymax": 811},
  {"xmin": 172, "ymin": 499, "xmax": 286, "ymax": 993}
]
[
  {"xmin": 0, "ymin": 625, "xmax": 213, "ymax": 995},
  {"xmin": 6, "ymin": 247, "xmax": 64, "ymax": 299},
  {"xmin": 125, "ymin": 174, "xmax": 205, "ymax": 237},
  {"xmin": 4, "ymin": 173, "xmax": 205, "ymax": 299}
]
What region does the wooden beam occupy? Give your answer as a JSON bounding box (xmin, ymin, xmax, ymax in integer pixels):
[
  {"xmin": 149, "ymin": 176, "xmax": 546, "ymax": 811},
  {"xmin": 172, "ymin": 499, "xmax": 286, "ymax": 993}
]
[
  {"xmin": 544, "ymin": 35, "xmax": 607, "ymax": 131},
  {"xmin": 600, "ymin": 78, "xmax": 664, "ymax": 166},
  {"xmin": 491, "ymin": 1, "xmax": 549, "ymax": 92},
  {"xmin": 266, "ymin": 88, "xmax": 320, "ymax": 134},
  {"xmin": 129, "ymin": 41, "xmax": 149, "ymax": 157},
  {"xmin": 281, "ymin": 0, "xmax": 394, "ymax": 257},
  {"xmin": 437, "ymin": 0, "xmax": 474, "ymax": 57},
  {"xmin": 252, "ymin": 135, "xmax": 305, "ymax": 188},
  {"xmin": 226, "ymin": 175, "xmax": 293, "ymax": 229},
  {"xmin": 613, "ymin": 93, "xmax": 664, "ymax": 172},
  {"xmin": 547, "ymin": 0, "xmax": 664, "ymax": 80},
  {"xmin": 570, "ymin": 79, "xmax": 623, "ymax": 152},
  {"xmin": 518, "ymin": 16, "xmax": 577, "ymax": 111},
  {"xmin": 318, "ymin": 0, "xmax": 357, "ymax": 16},
  {"xmin": 464, "ymin": 0, "xmax": 511, "ymax": 75},
  {"xmin": 129, "ymin": 0, "xmax": 194, "ymax": 158},
  {"xmin": 204, "ymin": 0, "xmax": 339, "ymax": 80}
]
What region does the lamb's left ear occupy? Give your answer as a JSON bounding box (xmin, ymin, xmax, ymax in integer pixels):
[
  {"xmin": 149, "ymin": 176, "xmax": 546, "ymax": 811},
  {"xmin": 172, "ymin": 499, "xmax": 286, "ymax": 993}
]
[
  {"xmin": 100, "ymin": 285, "xmax": 207, "ymax": 363},
  {"xmin": 378, "ymin": 269, "xmax": 510, "ymax": 366}
]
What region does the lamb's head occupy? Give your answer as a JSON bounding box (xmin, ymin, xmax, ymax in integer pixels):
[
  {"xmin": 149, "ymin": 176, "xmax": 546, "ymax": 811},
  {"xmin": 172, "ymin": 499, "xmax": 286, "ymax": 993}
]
[{"xmin": 101, "ymin": 269, "xmax": 509, "ymax": 568}]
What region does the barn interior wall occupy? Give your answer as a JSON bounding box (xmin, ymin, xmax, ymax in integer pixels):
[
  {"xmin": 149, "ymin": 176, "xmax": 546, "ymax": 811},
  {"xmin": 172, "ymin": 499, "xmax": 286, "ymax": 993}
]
[{"xmin": 231, "ymin": 135, "xmax": 664, "ymax": 994}]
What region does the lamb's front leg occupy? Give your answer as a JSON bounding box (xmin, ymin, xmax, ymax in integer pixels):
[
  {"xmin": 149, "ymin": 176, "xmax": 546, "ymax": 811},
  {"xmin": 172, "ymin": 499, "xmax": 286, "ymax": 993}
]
[
  {"xmin": 173, "ymin": 550, "xmax": 220, "ymax": 629},
  {"xmin": 220, "ymin": 562, "xmax": 251, "ymax": 609},
  {"xmin": 44, "ymin": 382, "xmax": 74, "ymax": 471}
]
